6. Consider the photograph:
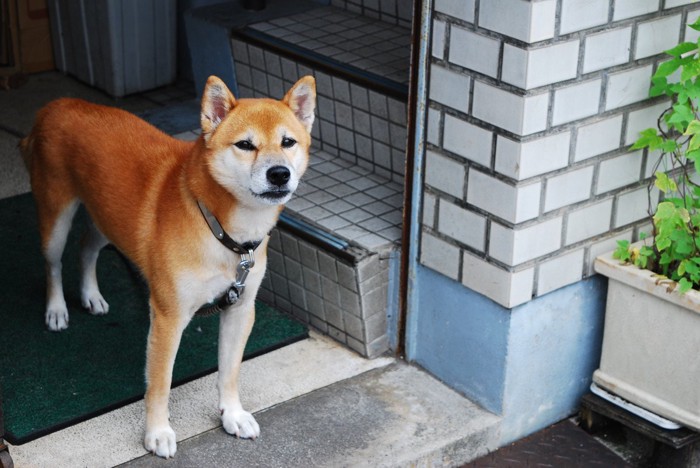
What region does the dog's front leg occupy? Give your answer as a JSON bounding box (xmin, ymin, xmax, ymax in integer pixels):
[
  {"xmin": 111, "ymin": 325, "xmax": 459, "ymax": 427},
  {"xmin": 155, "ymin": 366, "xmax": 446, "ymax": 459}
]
[
  {"xmin": 143, "ymin": 300, "xmax": 189, "ymax": 458},
  {"xmin": 218, "ymin": 302, "xmax": 260, "ymax": 439}
]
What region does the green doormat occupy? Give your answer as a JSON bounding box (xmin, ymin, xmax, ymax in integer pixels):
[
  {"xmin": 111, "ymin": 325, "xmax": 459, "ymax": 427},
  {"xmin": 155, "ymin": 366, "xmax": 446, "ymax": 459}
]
[{"xmin": 0, "ymin": 194, "xmax": 307, "ymax": 445}]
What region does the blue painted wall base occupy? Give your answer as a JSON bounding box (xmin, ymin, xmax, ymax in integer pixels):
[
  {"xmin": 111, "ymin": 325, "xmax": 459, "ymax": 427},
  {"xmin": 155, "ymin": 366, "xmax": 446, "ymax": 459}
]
[{"xmin": 407, "ymin": 265, "xmax": 607, "ymax": 444}]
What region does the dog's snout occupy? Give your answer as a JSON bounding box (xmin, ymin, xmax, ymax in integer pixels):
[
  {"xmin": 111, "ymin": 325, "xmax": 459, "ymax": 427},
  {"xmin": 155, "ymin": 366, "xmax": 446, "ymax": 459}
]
[{"xmin": 267, "ymin": 166, "xmax": 291, "ymax": 187}]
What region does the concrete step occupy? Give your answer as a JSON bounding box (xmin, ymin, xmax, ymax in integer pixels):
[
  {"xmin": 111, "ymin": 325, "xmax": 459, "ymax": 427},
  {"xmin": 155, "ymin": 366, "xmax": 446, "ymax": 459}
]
[
  {"xmin": 122, "ymin": 361, "xmax": 501, "ymax": 468},
  {"xmin": 8, "ymin": 333, "xmax": 501, "ymax": 467},
  {"xmin": 7, "ymin": 333, "xmax": 393, "ymax": 467}
]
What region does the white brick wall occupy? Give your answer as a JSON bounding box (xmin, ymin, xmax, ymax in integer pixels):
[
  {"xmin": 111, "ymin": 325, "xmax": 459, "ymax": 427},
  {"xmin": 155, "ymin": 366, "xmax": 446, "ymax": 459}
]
[
  {"xmin": 438, "ymin": 200, "xmax": 487, "ymax": 251},
  {"xmin": 605, "ymin": 65, "xmax": 653, "ymax": 110},
  {"xmin": 625, "ymin": 100, "xmax": 670, "ymax": 145},
  {"xmin": 467, "ymin": 170, "xmax": 541, "ymax": 223},
  {"xmin": 425, "ymin": 150, "xmax": 465, "ymax": 198},
  {"xmin": 666, "ymin": 0, "xmax": 696, "ymax": 10},
  {"xmin": 614, "ymin": 186, "xmax": 655, "ymax": 228},
  {"xmin": 432, "ymin": 19, "xmax": 446, "ymax": 60},
  {"xmin": 575, "ymin": 115, "xmax": 623, "ymax": 161},
  {"xmin": 443, "ymin": 114, "xmax": 492, "ymax": 167},
  {"xmin": 462, "ymin": 252, "xmax": 534, "ymax": 307},
  {"xmin": 502, "ymin": 40, "xmax": 580, "ymax": 89},
  {"xmin": 490, "ymin": 218, "xmax": 563, "ymax": 265},
  {"xmin": 429, "ymin": 65, "xmax": 470, "ymax": 113},
  {"xmin": 552, "ymin": 79, "xmax": 602, "ymax": 125},
  {"xmin": 496, "ymin": 132, "xmax": 570, "ymax": 180},
  {"xmin": 596, "ymin": 152, "xmax": 643, "ymax": 194},
  {"xmin": 422, "ymin": 0, "xmax": 700, "ymax": 307},
  {"xmin": 427, "ymin": 107, "xmax": 441, "ymax": 145},
  {"xmin": 565, "ymin": 199, "xmax": 613, "ymax": 245},
  {"xmin": 544, "ymin": 166, "xmax": 594, "ymax": 212},
  {"xmin": 450, "ymin": 26, "xmax": 500, "ymax": 78},
  {"xmin": 635, "ymin": 15, "xmax": 682, "ymax": 60},
  {"xmin": 435, "ymin": 0, "xmax": 475, "ymax": 23},
  {"xmin": 583, "ymin": 28, "xmax": 631, "ymax": 74},
  {"xmin": 560, "ymin": 0, "xmax": 609, "ymax": 34},
  {"xmin": 536, "ymin": 249, "xmax": 585, "ymax": 296},
  {"xmin": 613, "ymin": 0, "xmax": 659, "ymax": 21},
  {"xmin": 472, "ymin": 82, "xmax": 549, "ymax": 135},
  {"xmin": 479, "ymin": 0, "xmax": 556, "ymax": 43},
  {"xmin": 423, "ymin": 191, "xmax": 436, "ymax": 227},
  {"xmin": 421, "ymin": 232, "xmax": 461, "ymax": 280}
]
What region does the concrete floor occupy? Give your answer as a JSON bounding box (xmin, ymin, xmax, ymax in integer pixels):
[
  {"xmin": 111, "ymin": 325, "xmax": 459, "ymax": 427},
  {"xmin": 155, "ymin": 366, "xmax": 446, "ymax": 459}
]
[{"xmin": 0, "ymin": 72, "xmax": 502, "ymax": 467}]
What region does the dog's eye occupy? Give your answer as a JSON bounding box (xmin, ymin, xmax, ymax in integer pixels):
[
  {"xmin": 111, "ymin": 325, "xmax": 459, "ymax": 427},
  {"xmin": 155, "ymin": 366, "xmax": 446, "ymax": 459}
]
[
  {"xmin": 234, "ymin": 140, "xmax": 256, "ymax": 151},
  {"xmin": 281, "ymin": 137, "xmax": 296, "ymax": 149}
]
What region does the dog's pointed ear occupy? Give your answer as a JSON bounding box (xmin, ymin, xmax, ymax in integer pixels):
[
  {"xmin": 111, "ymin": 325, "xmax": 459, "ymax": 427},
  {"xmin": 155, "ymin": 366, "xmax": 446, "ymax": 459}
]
[
  {"xmin": 283, "ymin": 76, "xmax": 316, "ymax": 133},
  {"xmin": 201, "ymin": 76, "xmax": 236, "ymax": 138}
]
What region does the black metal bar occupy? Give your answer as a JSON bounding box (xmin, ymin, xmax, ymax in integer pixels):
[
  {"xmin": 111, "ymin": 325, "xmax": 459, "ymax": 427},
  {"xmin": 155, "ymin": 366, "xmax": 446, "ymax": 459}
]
[{"xmin": 277, "ymin": 212, "xmax": 359, "ymax": 264}]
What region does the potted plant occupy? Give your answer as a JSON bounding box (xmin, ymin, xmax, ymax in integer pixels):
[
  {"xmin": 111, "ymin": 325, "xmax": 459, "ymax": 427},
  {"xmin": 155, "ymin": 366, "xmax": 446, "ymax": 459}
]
[{"xmin": 593, "ymin": 20, "xmax": 700, "ymax": 431}]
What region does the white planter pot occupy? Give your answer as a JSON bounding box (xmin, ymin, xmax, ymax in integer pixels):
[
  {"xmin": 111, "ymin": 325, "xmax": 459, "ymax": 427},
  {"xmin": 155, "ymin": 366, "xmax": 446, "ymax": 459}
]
[{"xmin": 594, "ymin": 247, "xmax": 700, "ymax": 431}]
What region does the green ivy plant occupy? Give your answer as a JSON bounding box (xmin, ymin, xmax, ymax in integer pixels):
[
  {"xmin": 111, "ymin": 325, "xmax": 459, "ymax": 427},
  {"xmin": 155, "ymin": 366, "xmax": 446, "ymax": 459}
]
[{"xmin": 614, "ymin": 18, "xmax": 700, "ymax": 294}]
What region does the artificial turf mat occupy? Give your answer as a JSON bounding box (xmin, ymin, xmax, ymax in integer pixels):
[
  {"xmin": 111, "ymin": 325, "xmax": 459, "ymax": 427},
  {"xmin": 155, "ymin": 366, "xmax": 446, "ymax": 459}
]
[{"xmin": 0, "ymin": 193, "xmax": 307, "ymax": 444}]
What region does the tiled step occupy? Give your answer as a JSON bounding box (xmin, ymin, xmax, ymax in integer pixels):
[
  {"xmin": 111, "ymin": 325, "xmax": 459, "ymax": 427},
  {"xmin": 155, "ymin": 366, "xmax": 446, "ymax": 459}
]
[
  {"xmin": 290, "ymin": 148, "xmax": 403, "ymax": 251},
  {"xmin": 259, "ymin": 148, "xmax": 403, "ymax": 358},
  {"xmin": 231, "ymin": 5, "xmax": 411, "ymax": 184}
]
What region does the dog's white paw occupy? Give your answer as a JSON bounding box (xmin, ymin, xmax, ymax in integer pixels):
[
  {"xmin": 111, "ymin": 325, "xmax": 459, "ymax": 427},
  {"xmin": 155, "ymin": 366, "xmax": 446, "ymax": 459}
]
[
  {"xmin": 144, "ymin": 425, "xmax": 177, "ymax": 459},
  {"xmin": 46, "ymin": 307, "xmax": 69, "ymax": 331},
  {"xmin": 222, "ymin": 409, "xmax": 260, "ymax": 440},
  {"xmin": 81, "ymin": 290, "xmax": 109, "ymax": 315}
]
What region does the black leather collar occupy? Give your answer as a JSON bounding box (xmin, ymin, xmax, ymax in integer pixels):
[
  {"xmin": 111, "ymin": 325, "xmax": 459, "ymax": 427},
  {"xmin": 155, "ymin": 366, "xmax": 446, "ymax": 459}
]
[{"xmin": 197, "ymin": 200, "xmax": 263, "ymax": 254}]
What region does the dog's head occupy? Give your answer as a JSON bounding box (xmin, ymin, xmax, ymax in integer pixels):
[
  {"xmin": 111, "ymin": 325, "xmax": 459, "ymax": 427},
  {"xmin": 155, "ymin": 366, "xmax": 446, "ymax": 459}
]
[{"xmin": 199, "ymin": 75, "xmax": 316, "ymax": 207}]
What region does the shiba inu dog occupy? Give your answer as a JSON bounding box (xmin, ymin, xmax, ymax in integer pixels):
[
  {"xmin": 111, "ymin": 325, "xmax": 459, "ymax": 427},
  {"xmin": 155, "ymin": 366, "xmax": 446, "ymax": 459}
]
[{"xmin": 21, "ymin": 75, "xmax": 316, "ymax": 458}]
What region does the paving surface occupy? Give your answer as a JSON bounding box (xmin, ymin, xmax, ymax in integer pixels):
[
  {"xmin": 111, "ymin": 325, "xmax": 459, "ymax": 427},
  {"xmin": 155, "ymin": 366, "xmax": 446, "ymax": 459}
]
[
  {"xmin": 468, "ymin": 419, "xmax": 631, "ymax": 468},
  {"xmin": 122, "ymin": 363, "xmax": 501, "ymax": 467}
]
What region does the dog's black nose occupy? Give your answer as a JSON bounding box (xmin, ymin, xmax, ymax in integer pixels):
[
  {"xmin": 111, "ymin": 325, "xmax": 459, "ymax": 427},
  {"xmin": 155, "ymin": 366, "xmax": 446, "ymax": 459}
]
[{"xmin": 267, "ymin": 166, "xmax": 291, "ymax": 187}]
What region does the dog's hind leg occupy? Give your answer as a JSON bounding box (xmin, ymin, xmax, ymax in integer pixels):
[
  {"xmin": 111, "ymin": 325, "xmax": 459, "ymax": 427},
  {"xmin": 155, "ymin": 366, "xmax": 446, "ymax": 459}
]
[
  {"xmin": 39, "ymin": 199, "xmax": 79, "ymax": 331},
  {"xmin": 80, "ymin": 217, "xmax": 110, "ymax": 314}
]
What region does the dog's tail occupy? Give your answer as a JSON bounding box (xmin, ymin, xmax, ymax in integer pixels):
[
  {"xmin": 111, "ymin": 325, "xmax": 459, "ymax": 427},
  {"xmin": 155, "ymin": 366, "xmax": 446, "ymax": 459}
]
[{"xmin": 19, "ymin": 133, "xmax": 33, "ymax": 171}]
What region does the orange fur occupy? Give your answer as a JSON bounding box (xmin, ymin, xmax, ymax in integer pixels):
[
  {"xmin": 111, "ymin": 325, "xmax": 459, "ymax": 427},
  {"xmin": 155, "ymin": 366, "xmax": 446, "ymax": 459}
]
[{"xmin": 23, "ymin": 75, "xmax": 316, "ymax": 458}]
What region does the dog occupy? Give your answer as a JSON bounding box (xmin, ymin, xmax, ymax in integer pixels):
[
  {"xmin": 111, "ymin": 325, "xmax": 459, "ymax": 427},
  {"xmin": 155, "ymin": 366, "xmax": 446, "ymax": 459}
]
[{"xmin": 21, "ymin": 75, "xmax": 316, "ymax": 458}]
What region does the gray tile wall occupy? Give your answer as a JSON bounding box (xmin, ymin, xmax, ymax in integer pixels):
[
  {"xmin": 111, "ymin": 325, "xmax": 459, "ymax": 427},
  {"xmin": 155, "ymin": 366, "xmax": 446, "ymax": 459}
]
[
  {"xmin": 231, "ymin": 38, "xmax": 408, "ymax": 183},
  {"xmin": 330, "ymin": 0, "xmax": 413, "ymax": 28},
  {"xmin": 259, "ymin": 228, "xmax": 391, "ymax": 357}
]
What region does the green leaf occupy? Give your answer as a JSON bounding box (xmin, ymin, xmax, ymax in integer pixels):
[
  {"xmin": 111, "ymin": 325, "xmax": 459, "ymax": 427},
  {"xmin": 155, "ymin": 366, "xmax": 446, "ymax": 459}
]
[
  {"xmin": 690, "ymin": 17, "xmax": 700, "ymax": 32},
  {"xmin": 686, "ymin": 148, "xmax": 700, "ymax": 173},
  {"xmin": 666, "ymin": 42, "xmax": 698, "ymax": 58},
  {"xmin": 660, "ymin": 139, "xmax": 679, "ymax": 152},
  {"xmin": 686, "ymin": 120, "xmax": 700, "ymax": 135},
  {"xmin": 613, "ymin": 240, "xmax": 631, "ymax": 262},
  {"xmin": 631, "ymin": 128, "xmax": 662, "ymax": 150},
  {"xmin": 678, "ymin": 277, "xmax": 693, "ymax": 294},
  {"xmin": 681, "ymin": 60, "xmax": 700, "ymax": 83},
  {"xmin": 655, "ymin": 58, "xmax": 683, "ymax": 78},
  {"xmin": 650, "ymin": 76, "xmax": 670, "ymax": 97},
  {"xmin": 655, "ymin": 172, "xmax": 678, "ymax": 193},
  {"xmin": 668, "ymin": 102, "xmax": 694, "ymax": 125}
]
